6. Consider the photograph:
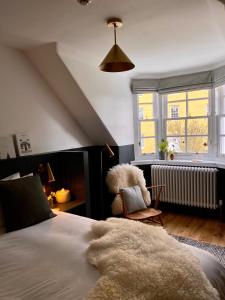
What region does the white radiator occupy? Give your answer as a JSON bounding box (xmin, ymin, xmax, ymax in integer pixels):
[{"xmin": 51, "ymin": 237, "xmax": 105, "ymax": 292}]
[{"xmin": 151, "ymin": 165, "xmax": 218, "ymax": 209}]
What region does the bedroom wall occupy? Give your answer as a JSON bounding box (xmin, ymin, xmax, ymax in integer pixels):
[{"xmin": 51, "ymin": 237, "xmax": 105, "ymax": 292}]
[
  {"xmin": 58, "ymin": 44, "xmax": 134, "ymax": 146},
  {"xmin": 26, "ymin": 43, "xmax": 116, "ymax": 146},
  {"xmin": 0, "ymin": 44, "xmax": 92, "ymax": 155}
]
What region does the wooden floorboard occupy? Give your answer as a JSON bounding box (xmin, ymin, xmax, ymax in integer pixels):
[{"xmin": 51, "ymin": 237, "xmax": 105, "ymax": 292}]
[{"xmin": 162, "ymin": 211, "xmax": 225, "ymax": 247}]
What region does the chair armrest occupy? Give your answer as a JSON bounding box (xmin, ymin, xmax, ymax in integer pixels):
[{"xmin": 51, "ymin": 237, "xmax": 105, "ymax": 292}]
[{"xmin": 146, "ymin": 185, "xmax": 165, "ymax": 190}]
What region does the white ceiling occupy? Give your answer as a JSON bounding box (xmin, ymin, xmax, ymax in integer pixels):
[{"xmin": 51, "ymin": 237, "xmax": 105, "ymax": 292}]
[{"xmin": 0, "ymin": 0, "xmax": 225, "ymax": 77}]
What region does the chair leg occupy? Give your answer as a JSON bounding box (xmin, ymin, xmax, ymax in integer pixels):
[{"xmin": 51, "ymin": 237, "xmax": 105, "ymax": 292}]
[{"xmin": 158, "ymin": 215, "xmax": 163, "ymax": 226}]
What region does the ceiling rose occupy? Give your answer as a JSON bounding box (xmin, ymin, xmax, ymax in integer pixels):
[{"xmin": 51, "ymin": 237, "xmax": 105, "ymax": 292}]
[{"xmin": 77, "ymin": 0, "xmax": 93, "ymax": 6}]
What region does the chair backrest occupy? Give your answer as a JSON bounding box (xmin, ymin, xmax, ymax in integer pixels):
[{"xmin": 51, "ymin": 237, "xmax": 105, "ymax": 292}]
[{"xmin": 106, "ymin": 164, "xmax": 151, "ymax": 215}]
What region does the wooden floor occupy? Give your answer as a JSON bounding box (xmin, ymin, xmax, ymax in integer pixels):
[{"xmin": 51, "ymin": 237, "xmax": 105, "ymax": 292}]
[{"xmin": 162, "ymin": 211, "xmax": 225, "ymax": 247}]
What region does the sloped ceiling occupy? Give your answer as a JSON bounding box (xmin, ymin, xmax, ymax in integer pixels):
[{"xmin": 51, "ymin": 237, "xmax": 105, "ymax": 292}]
[
  {"xmin": 0, "ymin": 0, "xmax": 225, "ymax": 145},
  {"xmin": 27, "ymin": 43, "xmax": 117, "ymax": 145}
]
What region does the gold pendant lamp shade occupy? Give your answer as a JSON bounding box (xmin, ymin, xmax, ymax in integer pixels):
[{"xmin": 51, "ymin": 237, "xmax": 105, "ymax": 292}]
[{"xmin": 99, "ymin": 18, "xmax": 135, "ymax": 72}]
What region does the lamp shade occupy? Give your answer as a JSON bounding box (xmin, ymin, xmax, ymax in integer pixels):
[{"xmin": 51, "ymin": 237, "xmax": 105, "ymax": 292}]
[{"xmin": 99, "ymin": 44, "xmax": 135, "ymax": 72}]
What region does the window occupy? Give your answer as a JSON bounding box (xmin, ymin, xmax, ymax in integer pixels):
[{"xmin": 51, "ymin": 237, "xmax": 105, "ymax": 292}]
[
  {"xmin": 164, "ymin": 90, "xmax": 210, "ymax": 154},
  {"xmin": 136, "ymin": 93, "xmax": 157, "ymax": 155},
  {"xmin": 216, "ymin": 85, "xmax": 225, "ymax": 156},
  {"xmin": 134, "ymin": 89, "xmax": 213, "ymax": 159}
]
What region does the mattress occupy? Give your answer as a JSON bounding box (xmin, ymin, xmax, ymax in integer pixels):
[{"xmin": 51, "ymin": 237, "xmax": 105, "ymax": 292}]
[{"xmin": 0, "ymin": 211, "xmax": 224, "ymax": 300}]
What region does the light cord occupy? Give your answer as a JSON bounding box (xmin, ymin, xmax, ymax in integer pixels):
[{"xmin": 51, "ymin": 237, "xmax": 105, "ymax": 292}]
[{"xmin": 114, "ymin": 24, "xmax": 117, "ymax": 44}]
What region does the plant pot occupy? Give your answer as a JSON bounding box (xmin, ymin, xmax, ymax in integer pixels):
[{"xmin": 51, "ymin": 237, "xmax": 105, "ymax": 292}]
[
  {"xmin": 170, "ymin": 153, "xmax": 175, "ymax": 160},
  {"xmin": 159, "ymin": 151, "xmax": 166, "ymax": 160}
]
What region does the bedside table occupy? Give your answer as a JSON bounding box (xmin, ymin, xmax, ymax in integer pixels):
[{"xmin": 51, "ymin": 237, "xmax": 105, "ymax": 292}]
[{"xmin": 53, "ymin": 199, "xmax": 86, "ymax": 215}]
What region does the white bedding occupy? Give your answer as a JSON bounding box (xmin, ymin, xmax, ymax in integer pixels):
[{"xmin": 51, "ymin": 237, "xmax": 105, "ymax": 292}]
[
  {"xmin": 0, "ymin": 212, "xmax": 224, "ymax": 300},
  {"xmin": 0, "ymin": 211, "xmax": 99, "ymax": 300}
]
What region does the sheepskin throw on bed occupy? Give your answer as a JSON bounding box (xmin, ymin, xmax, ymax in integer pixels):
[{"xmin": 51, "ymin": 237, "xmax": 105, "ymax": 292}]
[
  {"xmin": 106, "ymin": 164, "xmax": 151, "ymax": 215},
  {"xmin": 87, "ymin": 218, "xmax": 219, "ymax": 300}
]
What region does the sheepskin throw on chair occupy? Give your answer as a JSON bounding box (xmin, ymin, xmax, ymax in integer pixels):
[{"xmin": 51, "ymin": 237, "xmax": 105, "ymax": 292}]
[{"xmin": 106, "ymin": 164, "xmax": 151, "ymax": 215}]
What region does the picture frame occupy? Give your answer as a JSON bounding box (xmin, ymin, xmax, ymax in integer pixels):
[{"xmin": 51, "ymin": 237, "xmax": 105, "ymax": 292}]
[{"xmin": 15, "ymin": 133, "xmax": 32, "ymax": 156}]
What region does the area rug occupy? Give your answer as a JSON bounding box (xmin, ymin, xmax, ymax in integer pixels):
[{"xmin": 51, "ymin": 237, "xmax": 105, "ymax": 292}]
[{"xmin": 172, "ymin": 235, "xmax": 225, "ymax": 268}]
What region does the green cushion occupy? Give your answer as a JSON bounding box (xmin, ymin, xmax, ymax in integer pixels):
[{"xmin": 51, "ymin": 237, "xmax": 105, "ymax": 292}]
[
  {"xmin": 120, "ymin": 185, "xmax": 147, "ymax": 214},
  {"xmin": 0, "ymin": 175, "xmax": 55, "ymax": 232}
]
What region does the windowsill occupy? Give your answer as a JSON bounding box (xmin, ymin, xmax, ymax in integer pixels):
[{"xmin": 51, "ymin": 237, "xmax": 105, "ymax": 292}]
[{"xmin": 131, "ymin": 159, "xmax": 225, "ymax": 169}]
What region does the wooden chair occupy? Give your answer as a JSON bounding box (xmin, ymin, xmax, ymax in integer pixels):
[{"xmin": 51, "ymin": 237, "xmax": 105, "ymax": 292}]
[
  {"xmin": 106, "ymin": 164, "xmax": 165, "ymax": 226},
  {"xmin": 121, "ymin": 185, "xmax": 165, "ymax": 226}
]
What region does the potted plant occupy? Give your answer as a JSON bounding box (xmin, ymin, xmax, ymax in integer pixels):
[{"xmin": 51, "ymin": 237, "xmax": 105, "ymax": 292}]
[{"xmin": 158, "ymin": 139, "xmax": 168, "ymax": 160}]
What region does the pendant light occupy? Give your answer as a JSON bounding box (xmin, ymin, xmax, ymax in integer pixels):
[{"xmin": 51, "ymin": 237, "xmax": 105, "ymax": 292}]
[{"xmin": 99, "ymin": 18, "xmax": 135, "ymax": 72}]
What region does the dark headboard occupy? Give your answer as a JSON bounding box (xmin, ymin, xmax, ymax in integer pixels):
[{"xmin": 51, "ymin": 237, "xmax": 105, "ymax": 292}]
[{"xmin": 0, "ymin": 150, "xmax": 91, "ymax": 216}]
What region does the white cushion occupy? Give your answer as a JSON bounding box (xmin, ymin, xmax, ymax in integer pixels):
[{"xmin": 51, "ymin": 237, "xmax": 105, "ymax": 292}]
[{"xmin": 120, "ymin": 185, "xmax": 147, "ymax": 214}]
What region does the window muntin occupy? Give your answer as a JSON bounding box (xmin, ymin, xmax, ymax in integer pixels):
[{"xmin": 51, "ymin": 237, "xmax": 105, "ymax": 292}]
[{"xmin": 137, "ymin": 93, "xmax": 157, "ymax": 155}]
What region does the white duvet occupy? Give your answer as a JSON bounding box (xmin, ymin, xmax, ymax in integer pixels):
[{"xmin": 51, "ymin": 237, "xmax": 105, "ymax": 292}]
[
  {"xmin": 0, "ymin": 212, "xmax": 224, "ymax": 300},
  {"xmin": 0, "ymin": 211, "xmax": 99, "ymax": 300}
]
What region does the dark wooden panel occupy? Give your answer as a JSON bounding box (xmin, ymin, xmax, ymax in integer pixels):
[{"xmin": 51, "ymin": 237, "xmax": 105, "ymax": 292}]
[
  {"xmin": 57, "ymin": 151, "xmax": 91, "ymax": 217},
  {"xmin": 0, "ymin": 150, "xmax": 91, "ymax": 218},
  {"xmin": 0, "ymin": 153, "xmax": 57, "ymax": 180}
]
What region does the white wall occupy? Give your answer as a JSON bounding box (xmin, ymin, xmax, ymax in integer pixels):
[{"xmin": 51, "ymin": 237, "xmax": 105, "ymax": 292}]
[
  {"xmin": 26, "ymin": 43, "xmax": 116, "ymax": 146},
  {"xmin": 0, "ymin": 44, "xmax": 92, "ymax": 155},
  {"xmin": 58, "ymin": 44, "xmax": 134, "ymax": 146}
]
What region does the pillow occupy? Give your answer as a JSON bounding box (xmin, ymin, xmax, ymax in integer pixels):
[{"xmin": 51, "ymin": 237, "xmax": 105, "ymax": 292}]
[
  {"xmin": 0, "ymin": 172, "xmax": 20, "ymax": 234},
  {"xmin": 0, "ymin": 172, "xmax": 20, "ymax": 181},
  {"xmin": 120, "ymin": 185, "xmax": 147, "ymax": 214},
  {"xmin": 0, "ymin": 175, "xmax": 55, "ymax": 232},
  {"xmin": 20, "ymin": 173, "xmax": 33, "ymax": 178}
]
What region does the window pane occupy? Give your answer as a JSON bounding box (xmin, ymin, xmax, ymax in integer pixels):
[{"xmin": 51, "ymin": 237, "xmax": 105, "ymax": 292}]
[
  {"xmin": 187, "ymin": 118, "xmax": 208, "ymax": 135},
  {"xmin": 138, "ymin": 94, "xmax": 153, "ymax": 104},
  {"xmin": 188, "ymin": 99, "xmax": 208, "ymax": 117},
  {"xmin": 187, "ymin": 137, "xmax": 208, "ymax": 153},
  {"xmin": 138, "ymin": 103, "xmax": 153, "ymax": 120},
  {"xmin": 167, "ymin": 119, "xmax": 185, "ymax": 136},
  {"xmin": 188, "ymin": 89, "xmax": 208, "ymax": 99},
  {"xmin": 168, "ymin": 137, "xmax": 185, "ymax": 153},
  {"xmin": 141, "ymin": 138, "xmax": 155, "ymax": 154},
  {"xmin": 168, "ymin": 101, "xmax": 186, "ymax": 118},
  {"xmin": 168, "ymin": 92, "xmax": 186, "ymax": 102},
  {"xmin": 220, "ymin": 117, "xmax": 225, "ymax": 135},
  {"xmin": 220, "ymin": 136, "xmax": 225, "ymax": 155},
  {"xmin": 140, "ymin": 121, "xmax": 155, "ymax": 137}
]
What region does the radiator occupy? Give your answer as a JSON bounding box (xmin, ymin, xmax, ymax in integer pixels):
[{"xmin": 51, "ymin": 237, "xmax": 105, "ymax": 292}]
[{"xmin": 151, "ymin": 165, "xmax": 218, "ymax": 209}]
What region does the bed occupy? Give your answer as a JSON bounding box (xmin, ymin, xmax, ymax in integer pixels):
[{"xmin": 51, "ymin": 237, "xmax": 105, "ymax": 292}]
[{"xmin": 0, "ymin": 211, "xmax": 225, "ymax": 300}]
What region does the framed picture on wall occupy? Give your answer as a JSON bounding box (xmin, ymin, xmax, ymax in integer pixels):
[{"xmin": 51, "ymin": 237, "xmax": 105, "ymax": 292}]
[
  {"xmin": 15, "ymin": 133, "xmax": 32, "ymax": 156},
  {"xmin": 0, "ymin": 136, "xmax": 16, "ymax": 160}
]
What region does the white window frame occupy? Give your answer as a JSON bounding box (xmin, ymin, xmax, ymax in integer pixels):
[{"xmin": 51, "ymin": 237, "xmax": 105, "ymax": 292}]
[
  {"xmin": 134, "ymin": 88, "xmax": 220, "ymax": 161},
  {"xmin": 216, "ymin": 85, "xmax": 225, "ymax": 158},
  {"xmin": 162, "ymin": 89, "xmax": 213, "ymax": 159},
  {"xmin": 133, "ymin": 92, "xmax": 159, "ymax": 160}
]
